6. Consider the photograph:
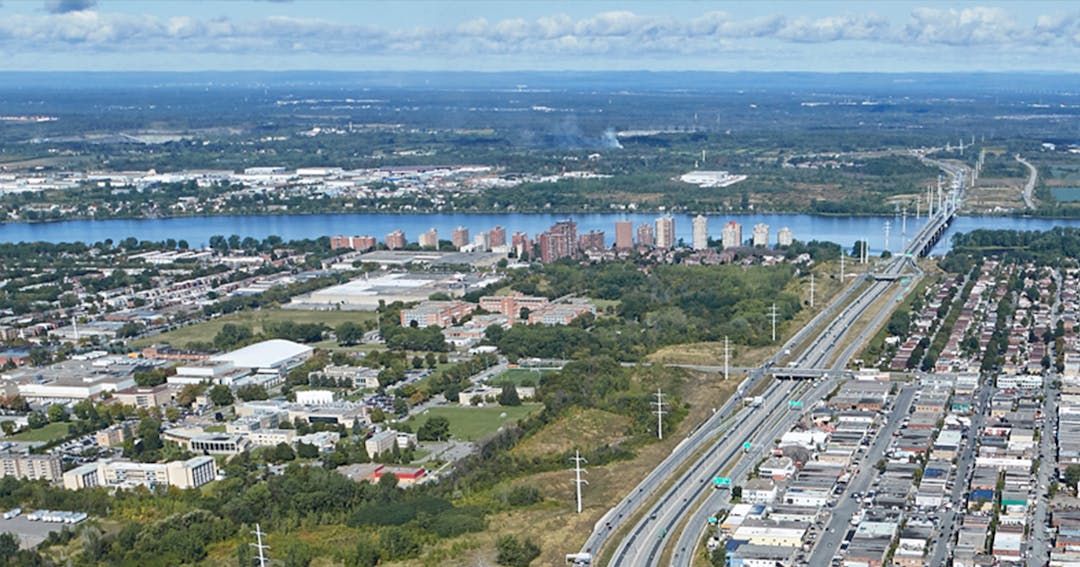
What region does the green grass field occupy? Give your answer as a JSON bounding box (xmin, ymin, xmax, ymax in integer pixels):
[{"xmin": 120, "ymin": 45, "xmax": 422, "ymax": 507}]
[
  {"xmin": 7, "ymin": 422, "xmax": 71, "ymax": 443},
  {"xmin": 133, "ymin": 309, "xmax": 376, "ymax": 349},
  {"xmin": 489, "ymin": 368, "xmax": 552, "ymax": 387},
  {"xmin": 404, "ymin": 404, "xmax": 542, "ymax": 442}
]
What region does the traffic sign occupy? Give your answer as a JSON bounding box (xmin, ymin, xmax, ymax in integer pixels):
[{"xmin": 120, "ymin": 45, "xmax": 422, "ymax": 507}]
[{"xmin": 713, "ymin": 477, "xmax": 732, "ymax": 487}]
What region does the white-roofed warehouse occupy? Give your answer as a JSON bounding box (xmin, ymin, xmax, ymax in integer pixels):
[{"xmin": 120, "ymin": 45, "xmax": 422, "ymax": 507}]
[{"xmin": 211, "ymin": 339, "xmax": 313, "ymax": 374}]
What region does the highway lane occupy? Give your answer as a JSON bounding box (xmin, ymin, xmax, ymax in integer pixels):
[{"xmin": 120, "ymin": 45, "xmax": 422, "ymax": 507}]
[
  {"xmin": 610, "ymin": 379, "xmax": 796, "ymax": 566},
  {"xmin": 670, "ymin": 377, "xmax": 839, "ymax": 567},
  {"xmin": 630, "ymin": 379, "xmax": 829, "ymax": 567}
]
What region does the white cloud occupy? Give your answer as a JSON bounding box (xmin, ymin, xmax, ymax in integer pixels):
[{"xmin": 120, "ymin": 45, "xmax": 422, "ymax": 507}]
[
  {"xmin": 903, "ymin": 7, "xmax": 1026, "ymax": 46},
  {"xmin": 0, "ymin": 5, "xmax": 1076, "ymax": 62}
]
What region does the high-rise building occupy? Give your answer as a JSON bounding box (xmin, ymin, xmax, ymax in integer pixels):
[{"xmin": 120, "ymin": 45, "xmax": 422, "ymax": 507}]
[
  {"xmin": 721, "ymin": 221, "xmax": 742, "ymax": 249},
  {"xmin": 655, "ymin": 216, "xmax": 676, "ymax": 249},
  {"xmin": 385, "ymin": 230, "xmax": 406, "ymax": 250},
  {"xmin": 1, "ymin": 452, "xmax": 62, "ymax": 482},
  {"xmin": 330, "ymin": 235, "xmax": 376, "ymax": 252},
  {"xmin": 451, "ymin": 226, "xmax": 470, "ymax": 249},
  {"xmin": 777, "ymin": 227, "xmax": 794, "ymax": 247},
  {"xmin": 489, "ymin": 225, "xmax": 507, "ymax": 248},
  {"xmin": 615, "ymin": 220, "xmax": 634, "ymax": 250},
  {"xmin": 418, "ymin": 228, "xmax": 439, "ymax": 249},
  {"xmin": 692, "ymin": 215, "xmax": 709, "ymax": 250},
  {"xmin": 473, "ymin": 231, "xmax": 490, "ymax": 252},
  {"xmin": 538, "ymin": 219, "xmax": 577, "ymax": 262},
  {"xmin": 579, "ymin": 230, "xmax": 606, "ymax": 253},
  {"xmin": 511, "ymin": 232, "xmax": 532, "ymax": 258},
  {"xmin": 752, "ymin": 223, "xmax": 770, "ymax": 247},
  {"xmin": 637, "ymin": 223, "xmax": 655, "ymax": 248}
]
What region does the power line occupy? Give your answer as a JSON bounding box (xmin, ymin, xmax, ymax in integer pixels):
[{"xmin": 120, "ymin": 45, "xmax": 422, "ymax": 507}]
[{"xmin": 570, "ymin": 450, "xmax": 588, "ymax": 514}]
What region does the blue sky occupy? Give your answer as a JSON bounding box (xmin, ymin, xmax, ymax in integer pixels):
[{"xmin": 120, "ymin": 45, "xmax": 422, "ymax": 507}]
[{"xmin": 1, "ymin": 1, "xmax": 1078, "ymax": 72}]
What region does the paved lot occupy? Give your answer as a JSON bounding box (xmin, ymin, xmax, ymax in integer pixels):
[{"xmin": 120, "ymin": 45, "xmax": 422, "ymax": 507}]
[{"xmin": 0, "ymin": 516, "xmax": 72, "ymax": 549}]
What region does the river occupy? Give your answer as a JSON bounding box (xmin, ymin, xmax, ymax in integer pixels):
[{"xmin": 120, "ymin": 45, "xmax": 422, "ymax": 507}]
[{"xmin": 0, "ymin": 213, "xmax": 1074, "ymax": 255}]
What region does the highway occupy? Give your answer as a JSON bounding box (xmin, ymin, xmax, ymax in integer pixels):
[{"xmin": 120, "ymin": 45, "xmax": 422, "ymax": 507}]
[
  {"xmin": 633, "ymin": 253, "xmax": 922, "ymax": 567},
  {"xmin": 577, "ymin": 252, "xmax": 885, "ymax": 561},
  {"xmin": 583, "ymin": 157, "xmax": 965, "ymax": 566}
]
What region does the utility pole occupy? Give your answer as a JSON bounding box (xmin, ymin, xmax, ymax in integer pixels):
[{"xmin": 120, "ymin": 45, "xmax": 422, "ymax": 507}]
[
  {"xmin": 723, "ymin": 336, "xmax": 730, "ymax": 381},
  {"xmin": 840, "ymin": 252, "xmax": 845, "ymax": 282},
  {"xmin": 901, "ymin": 207, "xmax": 908, "ymax": 252},
  {"xmin": 809, "ymin": 273, "xmax": 815, "ymax": 308},
  {"xmin": 884, "ymin": 221, "xmax": 891, "ymax": 255},
  {"xmin": 652, "ymin": 388, "xmax": 667, "ymax": 439},
  {"xmin": 251, "ymin": 524, "xmax": 270, "ymax": 567},
  {"xmin": 769, "ymin": 303, "xmax": 780, "ymax": 342},
  {"xmin": 571, "ymin": 450, "xmax": 588, "ymax": 514}
]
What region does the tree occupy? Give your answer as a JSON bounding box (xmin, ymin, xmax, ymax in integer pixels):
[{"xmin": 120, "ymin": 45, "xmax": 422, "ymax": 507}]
[
  {"xmin": 28, "ymin": 348, "xmax": 50, "ymax": 367},
  {"xmin": 236, "ymin": 384, "xmax": 269, "ymax": 402},
  {"xmin": 165, "ymin": 406, "xmax": 181, "ymax": 422},
  {"xmin": 495, "ymin": 535, "xmax": 540, "ymax": 567},
  {"xmin": 209, "ymin": 385, "xmax": 234, "ymax": 406},
  {"xmin": 1065, "ymin": 465, "xmax": 1080, "ymax": 492},
  {"xmin": 46, "ymin": 404, "xmax": 69, "ymax": 423},
  {"xmin": 137, "ymin": 417, "xmax": 163, "ymax": 452},
  {"xmin": 498, "ymin": 384, "xmax": 522, "ymax": 406},
  {"xmin": 213, "ymin": 323, "xmax": 253, "ymax": 350},
  {"xmin": 379, "ymin": 526, "xmax": 420, "ymax": 561},
  {"xmin": 296, "ymin": 441, "xmax": 319, "ymax": 459},
  {"xmin": 506, "ymin": 485, "xmax": 541, "ymax": 507},
  {"xmin": 26, "ymin": 411, "xmax": 46, "ymax": 429},
  {"xmin": 177, "ymin": 384, "xmax": 202, "ymax": 407},
  {"xmin": 417, "ymin": 415, "xmax": 451, "ymax": 441},
  {"xmin": 0, "ymin": 533, "xmax": 19, "ymax": 559},
  {"xmin": 0, "ymin": 421, "xmax": 14, "ymax": 436},
  {"xmin": 336, "ymin": 322, "xmax": 365, "ymax": 346},
  {"xmin": 352, "ymin": 535, "xmax": 381, "ymax": 567}
]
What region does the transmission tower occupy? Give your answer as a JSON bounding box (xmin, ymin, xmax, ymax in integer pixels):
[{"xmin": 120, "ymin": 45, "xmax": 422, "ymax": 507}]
[
  {"xmin": 769, "ymin": 303, "xmax": 780, "ymax": 342},
  {"xmin": 652, "ymin": 388, "xmax": 668, "ymax": 440},
  {"xmin": 251, "ymin": 524, "xmax": 270, "ymax": 567},
  {"xmin": 723, "ymin": 336, "xmax": 730, "ymax": 381},
  {"xmin": 570, "ymin": 450, "xmax": 588, "ymax": 514}
]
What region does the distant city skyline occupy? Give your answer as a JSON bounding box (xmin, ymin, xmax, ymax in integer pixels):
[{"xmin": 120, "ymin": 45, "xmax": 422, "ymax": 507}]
[{"xmin": 1, "ymin": 1, "xmax": 1079, "ymax": 72}]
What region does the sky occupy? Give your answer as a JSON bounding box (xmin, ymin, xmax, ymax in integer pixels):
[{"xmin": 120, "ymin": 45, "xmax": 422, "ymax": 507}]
[{"xmin": 1, "ymin": 0, "xmax": 1079, "ymax": 72}]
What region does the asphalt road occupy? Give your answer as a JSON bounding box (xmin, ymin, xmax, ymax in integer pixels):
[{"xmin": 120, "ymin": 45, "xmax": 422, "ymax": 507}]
[
  {"xmin": 807, "ymin": 384, "xmax": 917, "ymax": 565},
  {"xmin": 1016, "ymin": 154, "xmax": 1038, "ymax": 211}
]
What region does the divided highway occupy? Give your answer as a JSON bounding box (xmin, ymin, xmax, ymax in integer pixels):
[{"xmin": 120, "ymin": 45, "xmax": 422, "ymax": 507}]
[{"xmin": 581, "ymin": 163, "xmax": 964, "ymax": 566}]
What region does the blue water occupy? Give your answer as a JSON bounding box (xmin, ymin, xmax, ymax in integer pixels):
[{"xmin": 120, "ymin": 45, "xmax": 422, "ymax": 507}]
[{"xmin": 0, "ymin": 212, "xmax": 1077, "ymax": 255}]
